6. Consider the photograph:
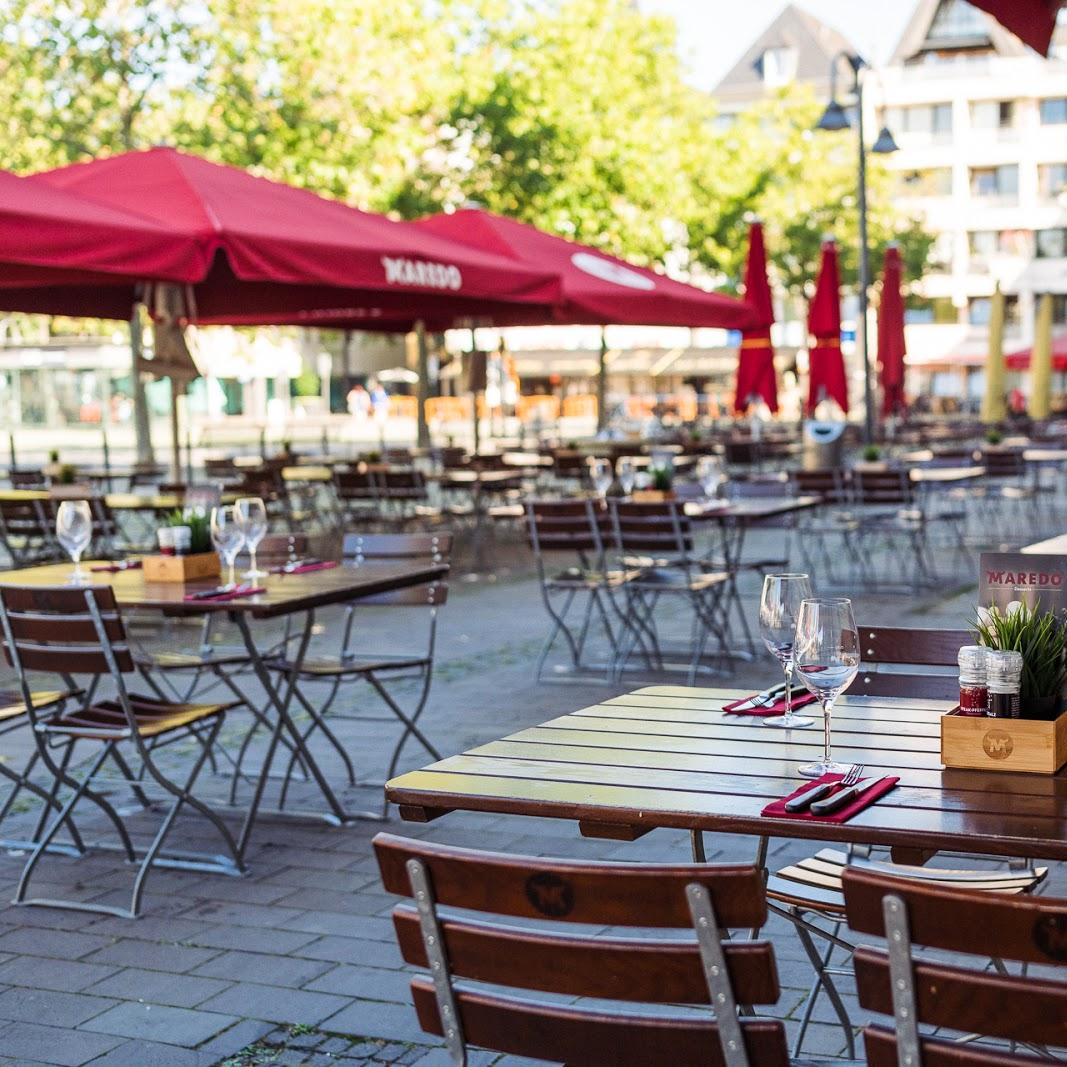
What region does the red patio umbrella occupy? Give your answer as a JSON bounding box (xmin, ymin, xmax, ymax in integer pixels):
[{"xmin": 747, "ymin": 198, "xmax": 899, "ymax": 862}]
[
  {"xmin": 877, "ymin": 244, "xmax": 907, "ymax": 416},
  {"xmin": 733, "ymin": 221, "xmax": 778, "ymax": 414},
  {"xmin": 16, "ymin": 148, "xmax": 561, "ymax": 324},
  {"xmin": 806, "ymin": 239, "xmax": 848, "ymax": 416},
  {"xmin": 411, "ymin": 208, "xmax": 753, "ymax": 329},
  {"xmin": 970, "ymin": 1, "xmax": 1061, "ymax": 56},
  {"xmin": 1005, "ymin": 335, "xmax": 1067, "ymax": 371}
]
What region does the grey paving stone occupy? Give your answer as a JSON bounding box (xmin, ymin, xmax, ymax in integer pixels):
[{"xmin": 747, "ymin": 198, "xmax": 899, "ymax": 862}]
[
  {"xmin": 408, "ymin": 1049, "xmax": 498, "ymax": 1067},
  {"xmin": 0, "ymin": 1021, "xmax": 124, "ymax": 1066},
  {"xmin": 81, "ymin": 1040, "xmax": 208, "ymax": 1067},
  {"xmin": 178, "ymin": 900, "xmax": 305, "ymax": 929},
  {"xmin": 191, "ymin": 949, "xmax": 332, "ymax": 987},
  {"xmin": 280, "ymin": 912, "xmax": 396, "ymax": 941},
  {"xmin": 0, "ymin": 986, "xmax": 116, "ymax": 1027},
  {"xmin": 80, "ymin": 1001, "xmax": 238, "ymax": 1046},
  {"xmin": 0, "ymin": 954, "xmax": 118, "ymax": 993},
  {"xmin": 321, "ymin": 999, "xmax": 431, "ymax": 1045},
  {"xmin": 84, "ymin": 939, "xmax": 219, "ymax": 974},
  {"xmin": 88, "ymin": 966, "xmax": 232, "ymax": 1008},
  {"xmin": 182, "ymin": 923, "xmax": 319, "ymax": 956},
  {"xmin": 196, "ymin": 982, "xmax": 351, "ymax": 1025},
  {"xmin": 0, "ymin": 926, "xmax": 112, "ymax": 960},
  {"xmin": 305, "ymin": 964, "xmax": 411, "ymax": 1003},
  {"xmin": 193, "ymin": 1017, "xmax": 275, "ymax": 1060},
  {"xmin": 293, "ymin": 935, "xmax": 405, "ymax": 969}
]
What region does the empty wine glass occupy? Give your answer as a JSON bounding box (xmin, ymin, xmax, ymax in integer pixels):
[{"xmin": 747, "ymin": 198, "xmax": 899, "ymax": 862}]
[
  {"xmin": 617, "ymin": 456, "xmax": 636, "ymax": 496},
  {"xmin": 758, "ymin": 573, "xmax": 815, "ymax": 729},
  {"xmin": 696, "ymin": 455, "xmax": 724, "ymax": 499},
  {"xmin": 55, "ymin": 500, "xmax": 93, "ymax": 583},
  {"xmin": 210, "ymin": 505, "xmax": 245, "ymax": 588},
  {"xmin": 590, "ymin": 458, "xmax": 613, "ymax": 498},
  {"xmin": 793, "ymin": 597, "xmax": 860, "ymax": 778},
  {"xmin": 235, "ymin": 497, "xmax": 268, "ymax": 578}
]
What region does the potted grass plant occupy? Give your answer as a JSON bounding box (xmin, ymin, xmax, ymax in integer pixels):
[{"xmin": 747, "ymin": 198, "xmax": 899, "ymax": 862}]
[{"xmin": 974, "ymin": 602, "xmax": 1067, "ymax": 720}]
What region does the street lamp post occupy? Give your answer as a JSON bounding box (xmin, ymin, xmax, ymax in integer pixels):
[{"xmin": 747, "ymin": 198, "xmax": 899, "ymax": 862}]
[{"xmin": 815, "ymin": 52, "xmax": 898, "ymax": 445}]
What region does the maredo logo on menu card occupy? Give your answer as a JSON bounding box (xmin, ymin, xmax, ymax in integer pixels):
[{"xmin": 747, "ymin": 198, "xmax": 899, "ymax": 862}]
[
  {"xmin": 380, "ymin": 256, "xmax": 463, "ymax": 291},
  {"xmin": 979, "ymin": 552, "xmax": 1067, "ymax": 614}
]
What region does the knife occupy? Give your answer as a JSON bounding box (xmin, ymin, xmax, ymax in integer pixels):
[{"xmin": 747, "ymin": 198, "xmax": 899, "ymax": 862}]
[
  {"xmin": 809, "ymin": 776, "xmax": 894, "ymax": 817},
  {"xmin": 731, "ymin": 680, "xmax": 789, "ymax": 711},
  {"xmin": 783, "ymin": 780, "xmax": 839, "ymax": 813}
]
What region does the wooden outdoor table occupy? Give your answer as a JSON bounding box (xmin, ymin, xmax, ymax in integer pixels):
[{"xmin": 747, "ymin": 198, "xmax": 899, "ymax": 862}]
[
  {"xmin": 1023, "ymin": 448, "xmax": 1067, "ymax": 464},
  {"xmin": 0, "ymin": 489, "xmax": 237, "ymax": 511},
  {"xmin": 1023, "ymin": 533, "xmax": 1067, "ymax": 554},
  {"xmin": 388, "ymin": 685, "xmax": 1067, "ymax": 862},
  {"xmin": 1, "ymin": 559, "xmax": 446, "ymax": 858},
  {"xmin": 908, "ymin": 464, "xmax": 986, "ymax": 484},
  {"xmin": 438, "ymin": 469, "xmax": 523, "ymax": 571},
  {"xmin": 281, "ymin": 465, "xmax": 333, "ymax": 482}
]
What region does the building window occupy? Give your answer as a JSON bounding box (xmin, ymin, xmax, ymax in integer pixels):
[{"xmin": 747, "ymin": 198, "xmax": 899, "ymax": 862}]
[
  {"xmin": 885, "ymin": 103, "xmax": 953, "ymax": 139},
  {"xmin": 1037, "ymin": 228, "xmax": 1067, "ymax": 258},
  {"xmin": 970, "ymin": 164, "xmax": 1018, "ymax": 199},
  {"xmin": 1054, "ymin": 295, "xmax": 1067, "ymax": 325},
  {"xmin": 970, "ymin": 100, "xmax": 1014, "ymax": 129},
  {"xmin": 969, "ymin": 230, "xmax": 1030, "ymax": 257},
  {"xmin": 1039, "ymin": 163, "xmax": 1067, "ymax": 199},
  {"xmin": 928, "ymin": 0, "xmax": 991, "ymax": 42},
  {"xmin": 757, "ymin": 46, "xmax": 797, "ymax": 86},
  {"xmin": 968, "ymin": 294, "xmax": 1020, "ymax": 326},
  {"xmin": 905, "ymin": 296, "xmax": 957, "ymax": 325},
  {"xmin": 1041, "ymin": 98, "xmax": 1067, "ymax": 124},
  {"xmin": 896, "ymin": 168, "xmax": 953, "ymax": 197}
]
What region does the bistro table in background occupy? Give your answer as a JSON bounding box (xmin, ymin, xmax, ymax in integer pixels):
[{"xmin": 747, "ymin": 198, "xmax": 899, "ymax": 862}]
[
  {"xmin": 436, "ymin": 468, "xmax": 524, "ymax": 571},
  {"xmin": 0, "ymin": 557, "xmax": 446, "ymax": 861},
  {"xmin": 387, "ymin": 684, "xmax": 1067, "ymax": 862}
]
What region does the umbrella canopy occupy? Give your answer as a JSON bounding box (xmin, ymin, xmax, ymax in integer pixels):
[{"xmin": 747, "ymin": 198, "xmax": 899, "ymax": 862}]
[
  {"xmin": 1030, "ymin": 292, "xmax": 1054, "ymax": 419},
  {"xmin": 877, "ymin": 245, "xmax": 907, "ymax": 417},
  {"xmin": 970, "ymin": 0, "xmax": 1061, "ymax": 55},
  {"xmin": 981, "ymin": 285, "xmax": 1007, "ymax": 422},
  {"xmin": 412, "ymin": 208, "xmax": 753, "ymax": 329},
  {"xmin": 15, "ymin": 148, "xmax": 561, "ymax": 324},
  {"xmin": 0, "ymin": 169, "xmax": 207, "ymax": 309},
  {"xmin": 733, "ymin": 221, "xmax": 779, "ymax": 414},
  {"xmin": 1005, "ymin": 333, "xmax": 1067, "ymax": 371},
  {"xmin": 806, "ymin": 239, "xmax": 848, "ymax": 415}
]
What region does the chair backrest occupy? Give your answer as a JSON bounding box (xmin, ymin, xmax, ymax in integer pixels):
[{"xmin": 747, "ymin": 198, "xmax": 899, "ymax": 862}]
[
  {"xmin": 610, "ymin": 500, "xmax": 694, "ymax": 558},
  {"xmin": 374, "ymin": 832, "xmax": 788, "ymax": 1067},
  {"xmin": 791, "ymin": 468, "xmax": 851, "ymax": 504},
  {"xmin": 855, "ymin": 625, "xmax": 968, "ymax": 700},
  {"xmin": 983, "ymin": 448, "xmax": 1027, "ymax": 478},
  {"xmin": 0, "ymin": 584, "xmax": 132, "ymax": 677},
  {"xmin": 342, "ymin": 532, "xmax": 451, "ymax": 607},
  {"xmin": 854, "ymin": 468, "xmax": 913, "ymax": 506},
  {"xmin": 552, "ymin": 450, "xmax": 587, "ymax": 479},
  {"xmin": 335, "ymin": 467, "xmax": 379, "ymax": 500},
  {"xmin": 842, "ymin": 867, "xmax": 1067, "ymax": 1066},
  {"xmin": 9, "ymin": 469, "xmax": 46, "ymax": 489},
  {"xmin": 439, "ymin": 446, "xmax": 469, "ymax": 470},
  {"xmin": 0, "ymin": 497, "xmax": 51, "ymax": 541},
  {"xmin": 380, "ymin": 468, "xmax": 427, "ymax": 499},
  {"xmin": 525, "ymin": 498, "xmax": 609, "ymax": 559}
]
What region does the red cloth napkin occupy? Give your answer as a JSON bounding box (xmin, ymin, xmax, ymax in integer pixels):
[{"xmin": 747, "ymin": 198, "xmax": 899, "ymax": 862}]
[
  {"xmin": 90, "ymin": 560, "xmax": 143, "ymax": 573},
  {"xmin": 761, "ymin": 772, "xmax": 899, "ymax": 823},
  {"xmin": 268, "ymin": 560, "xmax": 339, "ymax": 575},
  {"xmin": 723, "ymin": 692, "xmax": 818, "ymax": 717},
  {"xmin": 183, "ymin": 585, "xmax": 266, "ymax": 603}
]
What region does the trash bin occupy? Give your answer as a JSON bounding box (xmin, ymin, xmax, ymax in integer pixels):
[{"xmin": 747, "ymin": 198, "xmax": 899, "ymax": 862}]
[{"xmin": 802, "ymin": 420, "xmax": 846, "ymax": 471}]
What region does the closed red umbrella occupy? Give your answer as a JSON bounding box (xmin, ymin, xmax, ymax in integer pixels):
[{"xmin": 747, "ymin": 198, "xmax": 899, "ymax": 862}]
[
  {"xmin": 413, "ymin": 208, "xmax": 753, "ymax": 328},
  {"xmin": 878, "ymin": 244, "xmax": 907, "ymax": 416},
  {"xmin": 733, "ymin": 221, "xmax": 778, "ymax": 414},
  {"xmin": 21, "ymin": 148, "xmax": 561, "ymax": 323},
  {"xmin": 806, "ymin": 239, "xmax": 848, "ymax": 415},
  {"xmin": 970, "ymin": 0, "xmax": 1060, "ymax": 55}
]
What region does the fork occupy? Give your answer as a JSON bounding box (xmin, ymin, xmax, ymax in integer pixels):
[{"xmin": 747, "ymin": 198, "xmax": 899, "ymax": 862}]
[{"xmin": 784, "ymin": 762, "xmax": 863, "ymax": 813}]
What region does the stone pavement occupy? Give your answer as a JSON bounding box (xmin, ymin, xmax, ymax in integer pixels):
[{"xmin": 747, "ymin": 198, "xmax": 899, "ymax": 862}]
[{"xmin": 0, "ymin": 521, "xmax": 1061, "ymax": 1065}]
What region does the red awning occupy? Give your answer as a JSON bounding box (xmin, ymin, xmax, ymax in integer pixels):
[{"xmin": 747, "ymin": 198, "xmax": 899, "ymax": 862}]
[
  {"xmin": 970, "ymin": 0, "xmax": 1061, "ymax": 55},
  {"xmin": 14, "ymin": 148, "xmax": 561, "ymax": 324},
  {"xmin": 412, "ymin": 208, "xmax": 753, "ymax": 329},
  {"xmin": 733, "ymin": 221, "xmax": 779, "ymax": 414},
  {"xmin": 1005, "ymin": 335, "xmax": 1067, "ymax": 370},
  {"xmin": 878, "ymin": 245, "xmax": 907, "ymax": 416},
  {"xmin": 806, "ymin": 239, "xmax": 848, "ymax": 415}
]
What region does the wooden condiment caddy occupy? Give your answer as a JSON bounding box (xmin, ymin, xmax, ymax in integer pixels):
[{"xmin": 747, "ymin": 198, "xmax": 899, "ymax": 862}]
[
  {"xmin": 142, "ymin": 552, "xmax": 221, "ymax": 583},
  {"xmin": 940, "ymin": 706, "xmax": 1067, "ymax": 774}
]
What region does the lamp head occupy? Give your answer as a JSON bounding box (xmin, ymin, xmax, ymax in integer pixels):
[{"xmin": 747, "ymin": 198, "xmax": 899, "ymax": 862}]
[
  {"xmin": 816, "ymin": 99, "xmax": 851, "ymax": 132},
  {"xmin": 871, "ymin": 125, "xmax": 899, "ymax": 154}
]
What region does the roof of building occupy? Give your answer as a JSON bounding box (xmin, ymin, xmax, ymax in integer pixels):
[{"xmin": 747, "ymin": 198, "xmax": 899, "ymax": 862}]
[
  {"xmin": 712, "ymin": 4, "xmax": 860, "ymax": 105},
  {"xmin": 889, "ymin": 0, "xmax": 1028, "ymax": 66}
]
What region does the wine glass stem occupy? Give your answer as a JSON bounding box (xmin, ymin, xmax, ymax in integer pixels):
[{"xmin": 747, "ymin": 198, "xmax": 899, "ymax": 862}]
[
  {"xmin": 781, "ymin": 661, "xmax": 794, "ymax": 726},
  {"xmin": 250, "ymin": 549, "xmax": 257, "ymax": 575},
  {"xmin": 822, "ymin": 697, "xmax": 834, "ymax": 766},
  {"xmin": 229, "ymin": 559, "xmax": 236, "ymax": 586}
]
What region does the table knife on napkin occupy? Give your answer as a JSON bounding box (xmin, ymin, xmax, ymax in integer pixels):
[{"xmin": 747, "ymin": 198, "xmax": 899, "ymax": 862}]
[
  {"xmin": 730, "ymin": 681, "xmax": 789, "ymax": 711},
  {"xmin": 809, "ymin": 776, "xmax": 894, "ymax": 817}
]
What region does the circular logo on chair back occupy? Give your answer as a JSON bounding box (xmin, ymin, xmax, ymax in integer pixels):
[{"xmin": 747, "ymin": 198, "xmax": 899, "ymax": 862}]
[
  {"xmin": 1034, "ymin": 915, "xmax": 1067, "ymax": 961},
  {"xmin": 982, "ymin": 729, "xmax": 1014, "ymax": 760},
  {"xmin": 525, "ymin": 872, "xmax": 574, "ymax": 917}
]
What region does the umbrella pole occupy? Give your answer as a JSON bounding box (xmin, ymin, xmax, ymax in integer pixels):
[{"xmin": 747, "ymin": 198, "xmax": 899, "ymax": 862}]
[
  {"xmin": 597, "ymin": 327, "xmax": 608, "ymax": 433},
  {"xmin": 170, "ymin": 380, "xmax": 183, "ymax": 483},
  {"xmin": 470, "ymin": 327, "xmax": 480, "ymax": 455},
  {"xmin": 130, "ymin": 308, "xmax": 154, "ymax": 466},
  {"xmin": 415, "ymin": 320, "xmax": 430, "ymax": 450},
  {"xmin": 7, "ymin": 432, "xmax": 15, "ymax": 471}
]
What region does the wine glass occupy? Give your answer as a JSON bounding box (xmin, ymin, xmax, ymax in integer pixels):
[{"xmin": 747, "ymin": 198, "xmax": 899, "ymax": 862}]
[
  {"xmin": 758, "ymin": 573, "xmax": 816, "ymax": 729},
  {"xmin": 696, "ymin": 455, "xmax": 724, "ymax": 499},
  {"xmin": 55, "ymin": 500, "xmax": 93, "ymax": 583},
  {"xmin": 235, "ymin": 497, "xmax": 268, "ymax": 578},
  {"xmin": 793, "ymin": 597, "xmax": 860, "ymax": 778},
  {"xmin": 210, "ymin": 505, "xmax": 246, "ymax": 588},
  {"xmin": 590, "ymin": 458, "xmax": 613, "ymax": 498},
  {"xmin": 617, "ymin": 456, "xmax": 636, "ymax": 496}
]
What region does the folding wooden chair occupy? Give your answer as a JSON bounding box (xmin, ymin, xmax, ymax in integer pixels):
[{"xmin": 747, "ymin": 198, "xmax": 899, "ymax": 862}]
[
  {"xmin": 0, "ymin": 584, "xmax": 245, "ymax": 918},
  {"xmin": 0, "ymin": 497, "xmax": 58, "ymax": 566},
  {"xmin": 374, "ymin": 832, "xmax": 793, "ymax": 1067},
  {"xmin": 842, "ymin": 866, "xmax": 1067, "ymax": 1064}
]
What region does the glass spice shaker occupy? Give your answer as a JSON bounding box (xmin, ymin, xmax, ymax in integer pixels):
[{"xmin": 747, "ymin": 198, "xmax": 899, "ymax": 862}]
[
  {"xmin": 958, "ymin": 645, "xmax": 988, "ymax": 717},
  {"xmin": 987, "ymin": 650, "xmax": 1023, "ymax": 719}
]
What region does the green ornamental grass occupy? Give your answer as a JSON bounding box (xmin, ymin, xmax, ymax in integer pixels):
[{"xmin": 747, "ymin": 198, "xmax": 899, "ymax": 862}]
[{"xmin": 973, "ymin": 602, "xmax": 1067, "ymax": 701}]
